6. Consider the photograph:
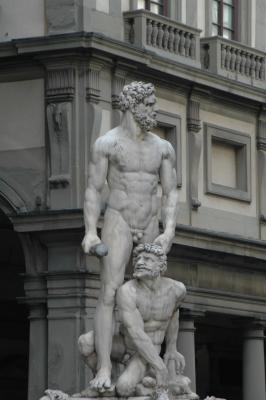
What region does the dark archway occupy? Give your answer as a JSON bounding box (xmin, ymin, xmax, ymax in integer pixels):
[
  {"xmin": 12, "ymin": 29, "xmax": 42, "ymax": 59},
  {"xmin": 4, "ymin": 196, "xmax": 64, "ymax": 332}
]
[
  {"xmin": 0, "ymin": 209, "xmax": 29, "ymax": 400},
  {"xmin": 195, "ymin": 314, "xmax": 242, "ymax": 400}
]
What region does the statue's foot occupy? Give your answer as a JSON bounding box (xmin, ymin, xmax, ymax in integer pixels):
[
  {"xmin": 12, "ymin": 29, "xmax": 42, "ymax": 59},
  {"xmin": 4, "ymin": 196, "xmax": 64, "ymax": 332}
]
[{"xmin": 90, "ymin": 368, "xmax": 112, "ymax": 392}]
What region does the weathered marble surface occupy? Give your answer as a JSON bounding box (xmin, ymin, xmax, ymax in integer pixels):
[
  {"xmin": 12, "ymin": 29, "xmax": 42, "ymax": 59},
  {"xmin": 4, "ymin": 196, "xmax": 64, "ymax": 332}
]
[{"xmin": 81, "ymin": 82, "xmax": 179, "ymax": 390}]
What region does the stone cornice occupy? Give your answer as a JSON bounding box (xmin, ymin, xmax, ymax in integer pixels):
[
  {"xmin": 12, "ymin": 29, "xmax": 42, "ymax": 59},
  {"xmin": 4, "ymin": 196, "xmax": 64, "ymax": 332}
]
[
  {"xmin": 0, "ymin": 32, "xmax": 266, "ymax": 107},
  {"xmin": 10, "ymin": 210, "xmax": 266, "ymax": 261}
]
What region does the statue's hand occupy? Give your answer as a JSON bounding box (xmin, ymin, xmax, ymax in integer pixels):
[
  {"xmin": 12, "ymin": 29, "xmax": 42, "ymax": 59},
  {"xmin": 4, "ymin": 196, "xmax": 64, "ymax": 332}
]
[
  {"xmin": 155, "ymin": 365, "xmax": 169, "ymax": 389},
  {"xmin": 164, "ymin": 350, "xmax": 185, "ymax": 375},
  {"xmin": 154, "ymin": 233, "xmax": 172, "ymax": 254},
  {"xmin": 82, "ymin": 233, "xmax": 101, "ymax": 254}
]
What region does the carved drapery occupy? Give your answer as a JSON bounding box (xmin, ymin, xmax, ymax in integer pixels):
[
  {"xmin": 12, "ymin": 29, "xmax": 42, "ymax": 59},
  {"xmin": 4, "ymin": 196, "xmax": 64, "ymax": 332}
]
[
  {"xmin": 187, "ymin": 98, "xmax": 202, "ymax": 209},
  {"xmin": 47, "ymin": 102, "xmax": 71, "ymax": 188},
  {"xmin": 45, "ymin": 67, "xmax": 75, "ymax": 190}
]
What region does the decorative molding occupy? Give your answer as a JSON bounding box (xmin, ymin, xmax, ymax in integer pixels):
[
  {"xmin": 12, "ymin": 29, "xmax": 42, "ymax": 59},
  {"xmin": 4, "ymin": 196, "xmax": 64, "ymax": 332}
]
[
  {"xmin": 86, "ymin": 61, "xmax": 103, "ymax": 103},
  {"xmin": 257, "ymin": 120, "xmax": 266, "ymax": 150},
  {"xmin": 187, "ymin": 99, "xmax": 202, "ymax": 209},
  {"xmin": 187, "ymin": 99, "xmax": 201, "ymax": 133},
  {"xmin": 47, "ymin": 103, "xmax": 71, "ymax": 189},
  {"xmin": 111, "ymin": 68, "xmax": 127, "ymax": 109},
  {"xmin": 46, "ymin": 68, "xmax": 75, "ymax": 102}
]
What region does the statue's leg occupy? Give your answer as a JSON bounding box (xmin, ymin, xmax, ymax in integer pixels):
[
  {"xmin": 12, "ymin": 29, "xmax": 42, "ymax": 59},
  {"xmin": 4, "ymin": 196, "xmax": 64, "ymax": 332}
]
[
  {"xmin": 116, "ymin": 354, "xmax": 147, "ymax": 397},
  {"xmin": 142, "ymin": 216, "xmax": 159, "ymax": 243},
  {"xmin": 91, "ymin": 209, "xmax": 132, "ymax": 390}
]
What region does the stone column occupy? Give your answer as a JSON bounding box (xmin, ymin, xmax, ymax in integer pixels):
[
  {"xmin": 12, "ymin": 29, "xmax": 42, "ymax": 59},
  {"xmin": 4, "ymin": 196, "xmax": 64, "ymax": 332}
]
[
  {"xmin": 27, "ymin": 300, "xmax": 48, "ymax": 400},
  {"xmin": 177, "ymin": 311, "xmax": 197, "ymax": 392},
  {"xmin": 243, "ymin": 322, "xmax": 266, "ymax": 400}
]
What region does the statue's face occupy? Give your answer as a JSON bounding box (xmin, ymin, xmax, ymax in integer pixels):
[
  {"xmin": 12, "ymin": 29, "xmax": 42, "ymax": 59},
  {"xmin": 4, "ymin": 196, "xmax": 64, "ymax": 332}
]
[
  {"xmin": 133, "ymin": 94, "xmax": 158, "ymax": 132},
  {"xmin": 133, "ymin": 251, "xmax": 161, "ymax": 279}
]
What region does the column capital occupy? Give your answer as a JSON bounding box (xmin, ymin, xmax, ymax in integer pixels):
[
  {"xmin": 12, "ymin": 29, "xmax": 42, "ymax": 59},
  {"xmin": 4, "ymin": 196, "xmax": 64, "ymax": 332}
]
[
  {"xmin": 243, "ymin": 319, "xmax": 266, "ymax": 340},
  {"xmin": 180, "ymin": 308, "xmax": 206, "ymax": 320}
]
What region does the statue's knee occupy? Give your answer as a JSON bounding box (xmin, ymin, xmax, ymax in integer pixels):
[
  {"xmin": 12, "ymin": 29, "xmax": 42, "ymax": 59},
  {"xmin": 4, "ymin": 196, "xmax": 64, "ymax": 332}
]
[
  {"xmin": 78, "ymin": 331, "xmax": 94, "ymax": 356},
  {"xmin": 116, "ymin": 377, "xmax": 135, "ymax": 397},
  {"xmin": 101, "ymin": 285, "xmax": 116, "ymax": 306}
]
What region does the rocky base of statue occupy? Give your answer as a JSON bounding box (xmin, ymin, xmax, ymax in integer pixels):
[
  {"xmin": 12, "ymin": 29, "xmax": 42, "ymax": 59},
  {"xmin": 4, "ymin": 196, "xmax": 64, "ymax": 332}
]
[{"xmin": 40, "ymin": 389, "xmax": 226, "ymax": 400}]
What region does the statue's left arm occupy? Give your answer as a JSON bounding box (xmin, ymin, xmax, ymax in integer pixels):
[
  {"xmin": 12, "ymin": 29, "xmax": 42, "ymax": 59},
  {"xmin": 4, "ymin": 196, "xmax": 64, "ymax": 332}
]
[{"xmin": 155, "ymin": 141, "xmax": 179, "ymax": 253}]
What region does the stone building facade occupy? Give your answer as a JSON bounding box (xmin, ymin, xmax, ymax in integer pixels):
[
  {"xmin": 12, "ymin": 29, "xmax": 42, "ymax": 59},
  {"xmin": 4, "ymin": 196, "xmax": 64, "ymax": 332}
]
[{"xmin": 0, "ymin": 1, "xmax": 266, "ymax": 400}]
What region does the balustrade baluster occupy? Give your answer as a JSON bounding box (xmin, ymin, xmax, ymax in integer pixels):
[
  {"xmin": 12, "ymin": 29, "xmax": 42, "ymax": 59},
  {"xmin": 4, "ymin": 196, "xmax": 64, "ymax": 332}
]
[
  {"xmin": 151, "ymin": 21, "xmax": 158, "ymax": 47},
  {"xmin": 157, "ymin": 23, "xmax": 164, "ymax": 49},
  {"xmin": 240, "ymin": 51, "xmax": 246, "ymax": 74},
  {"xmin": 225, "ymin": 46, "xmax": 231, "ymax": 70},
  {"xmin": 180, "ymin": 31, "xmax": 186, "ymax": 56},
  {"xmin": 245, "ymin": 53, "xmax": 251, "ymax": 76},
  {"xmin": 260, "ymin": 58, "xmax": 265, "ymax": 80},
  {"xmin": 174, "ymin": 29, "xmax": 180, "ymax": 54},
  {"xmin": 235, "ymin": 49, "xmax": 241, "ymax": 73},
  {"xmin": 168, "ymin": 27, "xmax": 174, "ymax": 52},
  {"xmin": 255, "ymin": 56, "xmax": 261, "ymax": 80},
  {"xmin": 250, "ymin": 55, "xmax": 256, "ymax": 78},
  {"xmin": 146, "ymin": 19, "xmax": 152, "ymax": 45},
  {"xmin": 230, "ymin": 48, "xmax": 236, "ymax": 71},
  {"xmin": 163, "ymin": 25, "xmax": 169, "ymax": 50},
  {"xmin": 221, "ymin": 44, "xmax": 226, "ymax": 69},
  {"xmin": 190, "ymin": 34, "xmax": 196, "ymax": 58},
  {"xmin": 185, "ymin": 33, "xmax": 191, "ymax": 57}
]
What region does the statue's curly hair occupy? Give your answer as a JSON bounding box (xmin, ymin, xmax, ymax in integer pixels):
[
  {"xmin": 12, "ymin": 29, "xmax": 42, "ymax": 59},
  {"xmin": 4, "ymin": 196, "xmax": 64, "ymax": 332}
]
[
  {"xmin": 118, "ymin": 81, "xmax": 155, "ymax": 112},
  {"xmin": 133, "ymin": 243, "xmax": 167, "ymax": 274}
]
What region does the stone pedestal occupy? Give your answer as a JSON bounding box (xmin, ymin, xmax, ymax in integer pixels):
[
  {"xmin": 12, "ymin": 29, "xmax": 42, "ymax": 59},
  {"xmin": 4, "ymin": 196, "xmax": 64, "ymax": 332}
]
[{"xmin": 242, "ymin": 322, "xmax": 266, "ymax": 400}]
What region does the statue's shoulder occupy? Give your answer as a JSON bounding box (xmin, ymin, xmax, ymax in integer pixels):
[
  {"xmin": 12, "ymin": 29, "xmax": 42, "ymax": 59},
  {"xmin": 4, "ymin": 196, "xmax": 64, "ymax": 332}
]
[
  {"xmin": 117, "ymin": 280, "xmax": 137, "ymax": 310},
  {"xmin": 149, "ymin": 133, "xmax": 175, "ymax": 160},
  {"xmin": 94, "ymin": 128, "xmax": 119, "ymax": 154},
  {"xmin": 117, "ymin": 280, "xmax": 136, "ymax": 299},
  {"xmin": 162, "ymin": 278, "xmax": 186, "ymax": 297}
]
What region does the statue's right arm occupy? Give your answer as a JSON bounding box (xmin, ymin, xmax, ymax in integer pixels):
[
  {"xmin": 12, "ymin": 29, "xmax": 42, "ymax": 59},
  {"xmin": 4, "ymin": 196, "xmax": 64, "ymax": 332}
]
[
  {"xmin": 82, "ymin": 138, "xmax": 108, "ymax": 254},
  {"xmin": 117, "ymin": 284, "xmax": 167, "ymax": 379}
]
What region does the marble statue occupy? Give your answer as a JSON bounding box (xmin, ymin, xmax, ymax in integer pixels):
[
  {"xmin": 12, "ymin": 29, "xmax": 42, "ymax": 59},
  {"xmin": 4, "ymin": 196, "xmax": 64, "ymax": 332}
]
[
  {"xmin": 82, "ymin": 81, "xmax": 179, "ymax": 390},
  {"xmin": 78, "ymin": 243, "xmax": 198, "ymax": 400}
]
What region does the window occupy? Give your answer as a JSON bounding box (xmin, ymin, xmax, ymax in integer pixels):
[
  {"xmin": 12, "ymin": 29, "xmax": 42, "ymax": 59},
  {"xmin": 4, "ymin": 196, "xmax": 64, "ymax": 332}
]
[
  {"xmin": 204, "ymin": 124, "xmax": 251, "ymax": 202},
  {"xmin": 137, "ymin": 0, "xmax": 167, "ymax": 16},
  {"xmin": 212, "ymin": 0, "xmax": 237, "ymax": 40}
]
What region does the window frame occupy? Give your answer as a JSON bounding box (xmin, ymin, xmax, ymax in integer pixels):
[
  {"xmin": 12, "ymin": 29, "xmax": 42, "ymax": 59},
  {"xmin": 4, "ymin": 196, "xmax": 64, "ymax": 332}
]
[
  {"xmin": 212, "ymin": 0, "xmax": 238, "ymax": 40},
  {"xmin": 204, "ymin": 123, "xmax": 251, "ymax": 202},
  {"xmin": 156, "ymin": 110, "xmax": 182, "ymax": 188},
  {"xmin": 144, "ymin": 0, "xmax": 168, "ymax": 16}
]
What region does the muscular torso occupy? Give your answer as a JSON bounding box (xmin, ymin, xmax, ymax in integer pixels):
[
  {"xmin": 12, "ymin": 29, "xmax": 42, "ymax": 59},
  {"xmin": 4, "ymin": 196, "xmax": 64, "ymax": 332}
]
[
  {"xmin": 102, "ymin": 129, "xmax": 168, "ymax": 230},
  {"xmin": 122, "ymin": 278, "xmax": 184, "ymax": 351}
]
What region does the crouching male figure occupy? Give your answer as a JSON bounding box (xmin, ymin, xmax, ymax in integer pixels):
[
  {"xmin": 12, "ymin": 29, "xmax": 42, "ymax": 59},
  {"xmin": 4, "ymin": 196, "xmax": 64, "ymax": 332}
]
[{"xmin": 78, "ymin": 244, "xmax": 198, "ymax": 399}]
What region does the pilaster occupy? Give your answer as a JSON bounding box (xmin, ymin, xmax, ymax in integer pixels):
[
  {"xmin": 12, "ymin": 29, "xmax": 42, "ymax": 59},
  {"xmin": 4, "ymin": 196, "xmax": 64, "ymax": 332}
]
[
  {"xmin": 187, "ymin": 92, "xmax": 202, "ymax": 210},
  {"xmin": 85, "ymin": 59, "xmax": 104, "ymax": 152},
  {"xmin": 19, "ymin": 233, "xmax": 48, "ymax": 400},
  {"xmin": 40, "ymin": 57, "xmax": 80, "ymax": 210},
  {"xmin": 257, "ymin": 108, "xmax": 266, "ymax": 232},
  {"xmin": 42, "ymin": 230, "xmax": 100, "ymax": 394},
  {"xmin": 111, "ymin": 67, "xmax": 127, "ymax": 128}
]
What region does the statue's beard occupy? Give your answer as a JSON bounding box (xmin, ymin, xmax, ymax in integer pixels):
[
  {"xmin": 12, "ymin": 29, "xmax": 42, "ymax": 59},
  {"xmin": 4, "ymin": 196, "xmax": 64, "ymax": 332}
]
[{"xmin": 133, "ymin": 111, "xmax": 157, "ymax": 132}]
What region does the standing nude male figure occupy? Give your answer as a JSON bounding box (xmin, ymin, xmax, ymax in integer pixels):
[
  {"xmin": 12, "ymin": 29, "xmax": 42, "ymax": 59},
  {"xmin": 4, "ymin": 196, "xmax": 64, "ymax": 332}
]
[{"xmin": 82, "ymin": 82, "xmax": 179, "ymax": 390}]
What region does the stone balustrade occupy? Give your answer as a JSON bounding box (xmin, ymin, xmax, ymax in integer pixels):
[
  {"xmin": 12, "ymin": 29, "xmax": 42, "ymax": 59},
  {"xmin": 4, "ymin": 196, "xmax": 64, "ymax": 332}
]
[
  {"xmin": 124, "ymin": 9, "xmax": 201, "ymax": 68},
  {"xmin": 201, "ymin": 36, "xmax": 266, "ymax": 88}
]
